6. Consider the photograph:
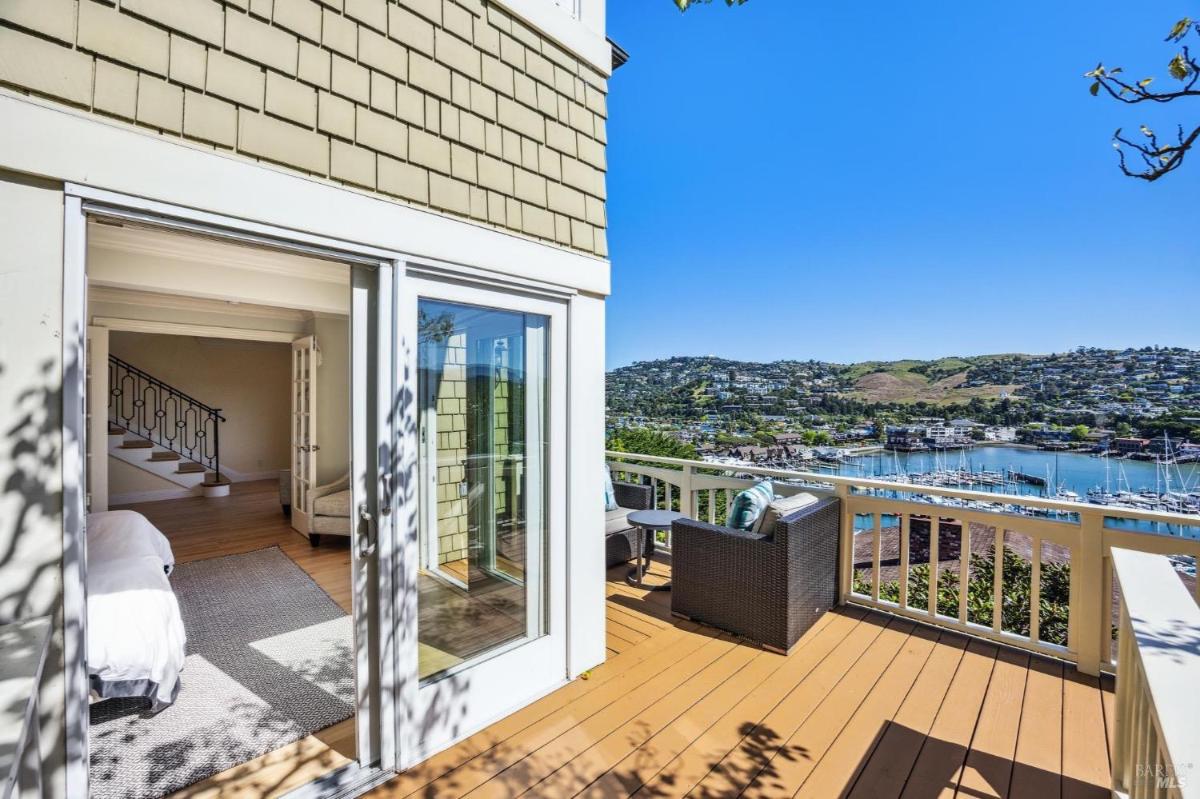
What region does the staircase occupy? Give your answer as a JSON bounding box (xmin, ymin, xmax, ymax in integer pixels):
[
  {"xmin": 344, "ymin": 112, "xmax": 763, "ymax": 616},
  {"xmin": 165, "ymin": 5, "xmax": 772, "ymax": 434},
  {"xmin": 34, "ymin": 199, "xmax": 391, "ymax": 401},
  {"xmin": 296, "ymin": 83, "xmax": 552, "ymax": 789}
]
[{"xmin": 108, "ymin": 355, "xmax": 230, "ymax": 497}]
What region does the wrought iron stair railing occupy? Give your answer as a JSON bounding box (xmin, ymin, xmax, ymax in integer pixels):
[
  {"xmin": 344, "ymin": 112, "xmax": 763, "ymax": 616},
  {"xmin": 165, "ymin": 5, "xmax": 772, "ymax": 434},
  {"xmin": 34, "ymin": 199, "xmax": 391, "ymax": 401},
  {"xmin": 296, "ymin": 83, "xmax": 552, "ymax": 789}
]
[{"xmin": 108, "ymin": 354, "xmax": 226, "ymax": 481}]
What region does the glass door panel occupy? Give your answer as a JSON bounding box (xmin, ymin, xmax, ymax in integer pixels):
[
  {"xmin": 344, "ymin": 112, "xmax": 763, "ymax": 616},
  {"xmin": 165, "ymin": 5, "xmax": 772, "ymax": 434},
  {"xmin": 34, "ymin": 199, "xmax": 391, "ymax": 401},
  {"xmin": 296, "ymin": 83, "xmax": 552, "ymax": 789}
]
[{"xmin": 417, "ymin": 299, "xmax": 548, "ymax": 681}]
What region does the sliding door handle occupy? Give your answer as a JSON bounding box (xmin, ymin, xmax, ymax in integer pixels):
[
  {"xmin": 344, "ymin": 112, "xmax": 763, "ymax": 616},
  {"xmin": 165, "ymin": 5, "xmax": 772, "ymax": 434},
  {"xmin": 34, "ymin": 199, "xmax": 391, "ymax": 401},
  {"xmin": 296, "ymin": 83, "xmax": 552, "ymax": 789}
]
[
  {"xmin": 380, "ymin": 472, "xmax": 393, "ymax": 516},
  {"xmin": 357, "ymin": 504, "xmax": 377, "ymax": 557}
]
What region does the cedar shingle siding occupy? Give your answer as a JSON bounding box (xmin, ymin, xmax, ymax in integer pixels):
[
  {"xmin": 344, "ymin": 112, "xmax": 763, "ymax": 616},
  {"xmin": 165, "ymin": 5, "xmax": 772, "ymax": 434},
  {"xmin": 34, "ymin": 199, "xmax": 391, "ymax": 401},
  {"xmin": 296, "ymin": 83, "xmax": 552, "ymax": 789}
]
[{"xmin": 0, "ymin": 0, "xmax": 608, "ymax": 256}]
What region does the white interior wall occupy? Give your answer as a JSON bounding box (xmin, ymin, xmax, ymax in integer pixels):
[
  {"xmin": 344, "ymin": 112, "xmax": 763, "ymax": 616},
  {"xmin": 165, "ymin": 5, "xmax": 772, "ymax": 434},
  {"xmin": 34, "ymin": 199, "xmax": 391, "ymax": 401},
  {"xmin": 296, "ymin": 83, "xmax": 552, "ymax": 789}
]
[
  {"xmin": 107, "ymin": 332, "xmax": 292, "ymax": 495},
  {"xmin": 106, "ymin": 458, "xmax": 180, "ymax": 500},
  {"xmin": 312, "ymin": 315, "xmax": 351, "ymax": 486}
]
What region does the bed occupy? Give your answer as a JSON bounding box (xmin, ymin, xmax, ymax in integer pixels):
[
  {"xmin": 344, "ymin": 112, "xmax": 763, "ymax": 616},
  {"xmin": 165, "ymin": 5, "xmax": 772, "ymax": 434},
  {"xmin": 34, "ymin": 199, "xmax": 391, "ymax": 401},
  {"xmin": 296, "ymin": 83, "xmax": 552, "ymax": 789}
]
[{"xmin": 86, "ymin": 511, "xmax": 187, "ymax": 711}]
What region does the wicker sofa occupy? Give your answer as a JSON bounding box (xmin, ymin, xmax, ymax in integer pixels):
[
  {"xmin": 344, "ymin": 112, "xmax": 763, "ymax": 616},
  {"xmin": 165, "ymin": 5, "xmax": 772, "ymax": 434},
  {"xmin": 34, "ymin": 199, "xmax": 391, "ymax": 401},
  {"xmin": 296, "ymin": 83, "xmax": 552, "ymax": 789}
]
[
  {"xmin": 605, "ymin": 480, "xmax": 656, "ymax": 568},
  {"xmin": 670, "ymin": 495, "xmax": 841, "ymax": 653}
]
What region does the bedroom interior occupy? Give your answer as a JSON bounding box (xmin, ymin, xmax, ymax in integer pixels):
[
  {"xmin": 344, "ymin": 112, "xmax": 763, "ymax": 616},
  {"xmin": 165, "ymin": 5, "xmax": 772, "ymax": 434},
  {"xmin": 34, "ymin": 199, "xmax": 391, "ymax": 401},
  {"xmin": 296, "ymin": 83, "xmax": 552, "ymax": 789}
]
[
  {"xmin": 83, "ymin": 222, "xmax": 363, "ymax": 797},
  {"xmin": 80, "ymin": 221, "xmax": 554, "ymax": 797}
]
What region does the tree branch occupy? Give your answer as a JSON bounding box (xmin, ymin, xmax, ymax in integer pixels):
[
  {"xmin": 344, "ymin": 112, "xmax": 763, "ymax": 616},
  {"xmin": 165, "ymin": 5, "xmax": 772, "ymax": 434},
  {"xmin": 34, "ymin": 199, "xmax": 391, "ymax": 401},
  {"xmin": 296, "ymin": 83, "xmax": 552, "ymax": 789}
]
[
  {"xmin": 1087, "ymin": 16, "xmax": 1199, "ymax": 181},
  {"xmin": 1113, "ymin": 123, "xmax": 1200, "ymax": 181}
]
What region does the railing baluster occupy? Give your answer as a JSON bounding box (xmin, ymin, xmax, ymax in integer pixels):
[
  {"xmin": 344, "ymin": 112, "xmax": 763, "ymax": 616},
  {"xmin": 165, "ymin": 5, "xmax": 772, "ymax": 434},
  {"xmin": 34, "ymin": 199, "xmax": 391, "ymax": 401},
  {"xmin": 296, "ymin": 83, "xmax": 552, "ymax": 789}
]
[
  {"xmin": 1131, "ymin": 674, "xmax": 1148, "ymax": 798},
  {"xmin": 871, "ymin": 513, "xmax": 882, "ymax": 603},
  {"xmin": 992, "ymin": 526, "xmax": 1005, "ymax": 632},
  {"xmin": 898, "ymin": 513, "xmax": 910, "ymax": 609},
  {"xmin": 958, "ymin": 520, "xmax": 970, "ymax": 626},
  {"xmin": 1030, "ymin": 536, "xmax": 1042, "ymax": 644},
  {"xmin": 679, "ymin": 465, "xmax": 694, "ymax": 517},
  {"xmin": 928, "ymin": 516, "xmax": 939, "ymax": 617}
]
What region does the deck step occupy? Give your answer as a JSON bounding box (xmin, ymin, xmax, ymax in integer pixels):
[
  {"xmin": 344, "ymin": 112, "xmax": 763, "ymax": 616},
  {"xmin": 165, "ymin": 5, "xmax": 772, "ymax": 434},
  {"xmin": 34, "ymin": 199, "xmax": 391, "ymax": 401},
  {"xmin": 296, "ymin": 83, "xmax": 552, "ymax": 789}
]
[
  {"xmin": 176, "ymin": 463, "xmax": 206, "ymax": 474},
  {"xmin": 148, "ymin": 451, "xmax": 182, "ymax": 462},
  {"xmin": 120, "ymin": 440, "xmax": 154, "ymax": 449}
]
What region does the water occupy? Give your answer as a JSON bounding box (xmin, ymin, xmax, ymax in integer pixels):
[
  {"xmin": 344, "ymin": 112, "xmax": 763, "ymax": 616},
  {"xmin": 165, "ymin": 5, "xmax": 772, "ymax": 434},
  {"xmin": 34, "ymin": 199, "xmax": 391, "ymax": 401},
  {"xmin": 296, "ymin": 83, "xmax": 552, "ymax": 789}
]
[
  {"xmin": 830, "ymin": 445, "xmax": 1200, "ymax": 499},
  {"xmin": 825, "ymin": 445, "xmax": 1200, "ymax": 538}
]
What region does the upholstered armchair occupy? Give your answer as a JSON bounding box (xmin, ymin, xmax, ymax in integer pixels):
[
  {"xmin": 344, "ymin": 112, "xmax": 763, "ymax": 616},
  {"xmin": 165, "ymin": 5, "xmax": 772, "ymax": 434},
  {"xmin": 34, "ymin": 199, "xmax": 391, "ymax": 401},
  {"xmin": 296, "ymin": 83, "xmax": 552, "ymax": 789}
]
[
  {"xmin": 605, "ymin": 480, "xmax": 655, "ymax": 568},
  {"xmin": 308, "ymin": 474, "xmax": 352, "ymax": 546},
  {"xmin": 670, "ymin": 496, "xmax": 841, "ymax": 653}
]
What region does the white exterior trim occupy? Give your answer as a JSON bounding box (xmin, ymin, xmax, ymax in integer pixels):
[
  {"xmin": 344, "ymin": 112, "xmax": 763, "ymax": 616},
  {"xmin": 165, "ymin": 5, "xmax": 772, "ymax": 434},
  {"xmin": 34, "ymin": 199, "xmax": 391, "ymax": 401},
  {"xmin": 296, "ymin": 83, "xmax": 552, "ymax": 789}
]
[
  {"xmin": 0, "ymin": 92, "xmax": 611, "ymax": 297},
  {"xmin": 91, "ymin": 317, "xmax": 298, "ymax": 343},
  {"xmin": 490, "ymin": 0, "xmax": 610, "ymax": 76},
  {"xmin": 61, "ymin": 195, "xmax": 89, "ymax": 799}
]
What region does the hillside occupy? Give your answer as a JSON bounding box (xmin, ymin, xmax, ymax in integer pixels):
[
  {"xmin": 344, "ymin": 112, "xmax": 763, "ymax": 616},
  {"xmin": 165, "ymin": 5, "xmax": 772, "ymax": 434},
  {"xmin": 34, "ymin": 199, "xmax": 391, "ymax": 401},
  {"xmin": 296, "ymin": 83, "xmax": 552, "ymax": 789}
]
[
  {"xmin": 845, "ymin": 358, "xmax": 1022, "ymax": 405},
  {"xmin": 605, "ymin": 347, "xmax": 1199, "ymax": 427}
]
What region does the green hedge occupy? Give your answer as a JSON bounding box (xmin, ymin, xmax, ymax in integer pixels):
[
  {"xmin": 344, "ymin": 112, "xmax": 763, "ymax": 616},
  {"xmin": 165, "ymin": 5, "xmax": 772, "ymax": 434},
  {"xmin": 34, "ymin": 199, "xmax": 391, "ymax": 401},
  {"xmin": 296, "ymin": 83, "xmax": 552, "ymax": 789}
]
[{"xmin": 853, "ymin": 547, "xmax": 1071, "ymax": 646}]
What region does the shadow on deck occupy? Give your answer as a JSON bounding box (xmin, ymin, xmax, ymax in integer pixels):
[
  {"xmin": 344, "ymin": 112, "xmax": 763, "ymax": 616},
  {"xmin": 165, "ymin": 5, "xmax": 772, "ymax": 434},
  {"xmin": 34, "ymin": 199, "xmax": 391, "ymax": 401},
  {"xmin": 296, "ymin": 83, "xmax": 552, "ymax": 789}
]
[{"xmin": 369, "ymin": 553, "xmax": 1115, "ymax": 798}]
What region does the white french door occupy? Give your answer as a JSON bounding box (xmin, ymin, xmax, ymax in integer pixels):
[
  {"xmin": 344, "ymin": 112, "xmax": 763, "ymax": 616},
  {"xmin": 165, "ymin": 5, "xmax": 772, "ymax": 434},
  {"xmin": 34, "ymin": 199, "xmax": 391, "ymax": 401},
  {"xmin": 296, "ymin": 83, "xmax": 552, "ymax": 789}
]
[
  {"xmin": 396, "ymin": 275, "xmax": 568, "ymax": 764},
  {"xmin": 290, "ymin": 334, "xmax": 318, "ymax": 534}
]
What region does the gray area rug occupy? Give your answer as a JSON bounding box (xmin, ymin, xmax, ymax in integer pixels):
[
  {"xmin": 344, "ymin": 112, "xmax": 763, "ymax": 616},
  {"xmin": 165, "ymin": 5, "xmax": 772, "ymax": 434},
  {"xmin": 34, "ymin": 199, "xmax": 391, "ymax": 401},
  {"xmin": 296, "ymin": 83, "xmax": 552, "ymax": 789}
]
[{"xmin": 89, "ymin": 547, "xmax": 354, "ymax": 799}]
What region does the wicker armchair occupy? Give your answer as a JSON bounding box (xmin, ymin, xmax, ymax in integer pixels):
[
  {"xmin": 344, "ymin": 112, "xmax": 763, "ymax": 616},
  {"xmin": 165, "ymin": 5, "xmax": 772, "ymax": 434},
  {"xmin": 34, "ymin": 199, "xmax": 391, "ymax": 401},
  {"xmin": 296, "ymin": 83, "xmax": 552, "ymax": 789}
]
[
  {"xmin": 670, "ymin": 496, "xmax": 841, "ymax": 653},
  {"xmin": 605, "ymin": 481, "xmax": 655, "ymax": 568}
]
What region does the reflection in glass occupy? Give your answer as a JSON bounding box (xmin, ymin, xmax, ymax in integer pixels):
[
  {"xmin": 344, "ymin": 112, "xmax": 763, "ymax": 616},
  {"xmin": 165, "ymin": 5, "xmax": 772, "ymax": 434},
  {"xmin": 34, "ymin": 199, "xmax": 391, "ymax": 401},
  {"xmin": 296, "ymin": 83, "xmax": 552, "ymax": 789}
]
[{"xmin": 417, "ymin": 299, "xmax": 548, "ymax": 680}]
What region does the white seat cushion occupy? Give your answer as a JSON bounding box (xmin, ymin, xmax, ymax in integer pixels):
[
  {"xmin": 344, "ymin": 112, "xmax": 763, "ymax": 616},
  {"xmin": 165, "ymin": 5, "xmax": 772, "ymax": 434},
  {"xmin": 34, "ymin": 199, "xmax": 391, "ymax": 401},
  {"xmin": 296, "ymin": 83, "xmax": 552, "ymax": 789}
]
[
  {"xmin": 752, "ymin": 492, "xmax": 818, "ymax": 534},
  {"xmin": 605, "ymin": 507, "xmax": 633, "ymax": 536},
  {"xmin": 313, "ymin": 489, "xmax": 352, "ymax": 518},
  {"xmin": 311, "ymin": 515, "xmax": 351, "ymax": 535}
]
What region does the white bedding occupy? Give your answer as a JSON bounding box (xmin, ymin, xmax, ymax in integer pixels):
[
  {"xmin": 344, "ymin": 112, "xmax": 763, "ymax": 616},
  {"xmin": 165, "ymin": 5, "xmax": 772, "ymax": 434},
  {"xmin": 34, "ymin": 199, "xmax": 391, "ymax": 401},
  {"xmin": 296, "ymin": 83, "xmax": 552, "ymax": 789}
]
[
  {"xmin": 87, "ymin": 510, "xmax": 176, "ymax": 574},
  {"xmin": 86, "ymin": 511, "xmax": 186, "ymax": 709}
]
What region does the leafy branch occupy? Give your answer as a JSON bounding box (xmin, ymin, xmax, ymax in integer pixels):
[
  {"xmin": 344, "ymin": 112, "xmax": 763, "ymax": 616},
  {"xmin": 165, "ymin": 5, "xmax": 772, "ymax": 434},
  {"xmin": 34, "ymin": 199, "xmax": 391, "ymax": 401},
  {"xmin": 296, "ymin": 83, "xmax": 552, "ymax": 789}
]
[{"xmin": 1086, "ymin": 16, "xmax": 1200, "ymax": 181}]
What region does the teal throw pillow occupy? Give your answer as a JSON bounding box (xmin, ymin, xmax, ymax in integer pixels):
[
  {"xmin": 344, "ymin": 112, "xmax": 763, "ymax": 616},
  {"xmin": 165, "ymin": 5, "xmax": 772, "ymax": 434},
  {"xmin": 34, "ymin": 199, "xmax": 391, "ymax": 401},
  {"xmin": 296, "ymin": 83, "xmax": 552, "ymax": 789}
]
[{"xmin": 727, "ymin": 480, "xmax": 774, "ymax": 531}]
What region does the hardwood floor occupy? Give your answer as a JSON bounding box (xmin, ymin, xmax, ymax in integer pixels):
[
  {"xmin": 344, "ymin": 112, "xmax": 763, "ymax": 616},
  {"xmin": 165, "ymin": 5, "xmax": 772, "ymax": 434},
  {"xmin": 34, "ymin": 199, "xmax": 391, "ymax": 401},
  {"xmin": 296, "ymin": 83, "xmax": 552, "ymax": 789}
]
[
  {"xmin": 365, "ymin": 555, "xmax": 1115, "ymax": 799},
  {"xmin": 110, "ymin": 480, "xmax": 357, "ymax": 799}
]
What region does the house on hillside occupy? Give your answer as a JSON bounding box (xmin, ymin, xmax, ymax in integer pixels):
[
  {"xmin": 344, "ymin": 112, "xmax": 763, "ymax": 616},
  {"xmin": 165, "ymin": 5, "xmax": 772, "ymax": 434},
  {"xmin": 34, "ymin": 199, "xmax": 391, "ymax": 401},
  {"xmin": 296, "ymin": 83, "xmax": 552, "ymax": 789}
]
[{"xmin": 0, "ymin": 1, "xmax": 618, "ymax": 796}]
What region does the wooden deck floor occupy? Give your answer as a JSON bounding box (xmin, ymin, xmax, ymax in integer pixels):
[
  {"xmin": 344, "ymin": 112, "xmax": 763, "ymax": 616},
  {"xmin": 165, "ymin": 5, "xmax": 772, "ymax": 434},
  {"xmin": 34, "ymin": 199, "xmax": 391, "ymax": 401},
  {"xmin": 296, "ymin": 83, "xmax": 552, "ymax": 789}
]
[{"xmin": 370, "ymin": 555, "xmax": 1115, "ymax": 799}]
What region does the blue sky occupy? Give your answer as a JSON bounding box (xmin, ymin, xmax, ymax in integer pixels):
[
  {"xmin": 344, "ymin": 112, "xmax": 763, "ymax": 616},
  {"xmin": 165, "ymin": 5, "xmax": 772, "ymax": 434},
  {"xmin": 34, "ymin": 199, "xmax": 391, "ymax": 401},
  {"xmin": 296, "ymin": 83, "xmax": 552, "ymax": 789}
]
[{"xmin": 603, "ymin": 1, "xmax": 1199, "ymax": 368}]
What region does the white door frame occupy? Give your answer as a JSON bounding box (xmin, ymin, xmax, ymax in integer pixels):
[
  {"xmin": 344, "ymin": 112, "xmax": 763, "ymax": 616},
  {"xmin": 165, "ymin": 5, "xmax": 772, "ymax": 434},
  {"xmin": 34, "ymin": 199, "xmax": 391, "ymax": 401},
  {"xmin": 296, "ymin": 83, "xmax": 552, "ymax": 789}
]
[
  {"xmin": 395, "ymin": 273, "xmax": 570, "ymax": 767},
  {"xmin": 60, "ymin": 185, "xmax": 401, "ymax": 799}
]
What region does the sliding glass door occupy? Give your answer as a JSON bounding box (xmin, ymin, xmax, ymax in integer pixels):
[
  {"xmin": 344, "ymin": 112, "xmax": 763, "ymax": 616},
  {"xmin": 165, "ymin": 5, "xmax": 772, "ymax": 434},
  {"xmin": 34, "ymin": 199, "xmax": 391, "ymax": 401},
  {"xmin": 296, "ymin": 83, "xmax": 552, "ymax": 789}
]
[{"xmin": 400, "ymin": 277, "xmax": 566, "ymax": 764}]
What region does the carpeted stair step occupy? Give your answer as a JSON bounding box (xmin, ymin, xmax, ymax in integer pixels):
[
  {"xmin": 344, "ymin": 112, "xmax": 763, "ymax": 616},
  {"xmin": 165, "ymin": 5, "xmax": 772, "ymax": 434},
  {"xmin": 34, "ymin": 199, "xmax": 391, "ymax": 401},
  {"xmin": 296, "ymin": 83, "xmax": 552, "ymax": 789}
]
[
  {"xmin": 120, "ymin": 439, "xmax": 153, "ymax": 449},
  {"xmin": 176, "ymin": 463, "xmax": 206, "ymax": 474},
  {"xmin": 148, "ymin": 451, "xmax": 182, "ymax": 462}
]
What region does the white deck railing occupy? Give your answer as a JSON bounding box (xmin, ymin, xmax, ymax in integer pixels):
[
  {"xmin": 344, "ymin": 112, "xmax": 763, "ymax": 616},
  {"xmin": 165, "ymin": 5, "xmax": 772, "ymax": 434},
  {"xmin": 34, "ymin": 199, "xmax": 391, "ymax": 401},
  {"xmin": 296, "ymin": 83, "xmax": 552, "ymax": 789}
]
[
  {"xmin": 0, "ymin": 617, "xmax": 52, "ymax": 799},
  {"xmin": 1111, "ymin": 548, "xmax": 1200, "ymax": 799},
  {"xmin": 606, "ymin": 451, "xmax": 1200, "ymax": 676}
]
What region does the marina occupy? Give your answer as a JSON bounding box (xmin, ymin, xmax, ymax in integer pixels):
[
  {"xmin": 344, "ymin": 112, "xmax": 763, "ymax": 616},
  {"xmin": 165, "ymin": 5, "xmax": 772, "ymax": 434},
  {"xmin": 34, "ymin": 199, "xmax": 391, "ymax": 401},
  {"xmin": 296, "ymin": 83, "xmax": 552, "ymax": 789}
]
[{"xmin": 706, "ymin": 444, "xmax": 1200, "ymax": 537}]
